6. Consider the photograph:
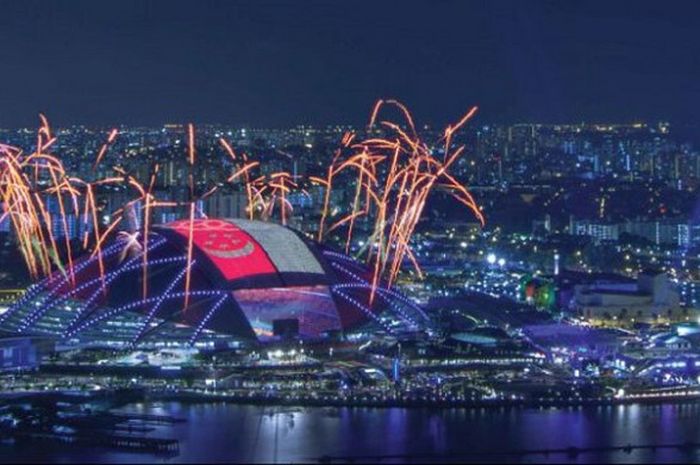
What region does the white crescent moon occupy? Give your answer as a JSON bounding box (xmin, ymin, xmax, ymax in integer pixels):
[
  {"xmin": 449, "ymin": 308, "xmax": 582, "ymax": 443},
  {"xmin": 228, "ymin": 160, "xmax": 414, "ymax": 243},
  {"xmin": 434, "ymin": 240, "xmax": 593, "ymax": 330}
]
[{"xmin": 203, "ymin": 240, "xmax": 255, "ymax": 259}]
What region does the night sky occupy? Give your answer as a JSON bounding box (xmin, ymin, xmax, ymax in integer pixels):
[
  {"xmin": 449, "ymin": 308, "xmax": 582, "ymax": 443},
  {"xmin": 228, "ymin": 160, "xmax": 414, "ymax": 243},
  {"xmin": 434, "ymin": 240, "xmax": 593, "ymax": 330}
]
[{"xmin": 1, "ymin": 0, "xmax": 699, "ymax": 127}]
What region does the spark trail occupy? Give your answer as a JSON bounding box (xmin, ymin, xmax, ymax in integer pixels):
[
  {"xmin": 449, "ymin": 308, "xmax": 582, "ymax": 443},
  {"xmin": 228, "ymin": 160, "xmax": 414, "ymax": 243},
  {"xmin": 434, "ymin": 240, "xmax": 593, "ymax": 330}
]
[{"xmin": 0, "ymin": 101, "xmax": 483, "ymax": 316}]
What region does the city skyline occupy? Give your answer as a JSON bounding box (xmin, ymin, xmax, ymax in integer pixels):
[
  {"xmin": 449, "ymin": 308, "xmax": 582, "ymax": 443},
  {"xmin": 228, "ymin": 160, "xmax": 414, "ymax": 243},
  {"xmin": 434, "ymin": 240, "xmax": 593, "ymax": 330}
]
[
  {"xmin": 3, "ymin": 2, "xmax": 700, "ymax": 463},
  {"xmin": 0, "ymin": 118, "xmax": 685, "ymax": 130}
]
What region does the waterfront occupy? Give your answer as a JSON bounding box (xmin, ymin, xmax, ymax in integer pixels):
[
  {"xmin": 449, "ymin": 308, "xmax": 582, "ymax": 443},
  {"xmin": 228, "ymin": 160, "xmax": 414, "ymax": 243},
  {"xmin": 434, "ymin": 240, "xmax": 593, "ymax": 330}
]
[{"xmin": 4, "ymin": 401, "xmax": 700, "ymax": 463}]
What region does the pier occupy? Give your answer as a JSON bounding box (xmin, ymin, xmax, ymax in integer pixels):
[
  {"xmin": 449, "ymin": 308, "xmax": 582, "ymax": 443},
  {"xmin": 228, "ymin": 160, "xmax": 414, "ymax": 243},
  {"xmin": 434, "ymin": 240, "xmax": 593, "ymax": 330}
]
[
  {"xmin": 12, "ymin": 431, "xmax": 179, "ymax": 454},
  {"xmin": 0, "ymin": 398, "xmax": 184, "ymax": 457}
]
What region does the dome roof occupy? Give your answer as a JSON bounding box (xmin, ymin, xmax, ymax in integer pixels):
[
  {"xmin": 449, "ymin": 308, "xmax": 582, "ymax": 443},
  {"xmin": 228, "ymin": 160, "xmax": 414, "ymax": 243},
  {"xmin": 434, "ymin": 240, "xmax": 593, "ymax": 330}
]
[{"xmin": 1, "ymin": 219, "xmax": 430, "ymax": 348}]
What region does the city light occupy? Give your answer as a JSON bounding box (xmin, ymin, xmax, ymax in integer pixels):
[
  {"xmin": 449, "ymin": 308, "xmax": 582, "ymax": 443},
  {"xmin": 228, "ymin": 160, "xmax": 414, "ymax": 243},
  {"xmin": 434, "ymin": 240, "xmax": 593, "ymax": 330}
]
[{"xmin": 0, "ymin": 2, "xmax": 697, "ymax": 462}]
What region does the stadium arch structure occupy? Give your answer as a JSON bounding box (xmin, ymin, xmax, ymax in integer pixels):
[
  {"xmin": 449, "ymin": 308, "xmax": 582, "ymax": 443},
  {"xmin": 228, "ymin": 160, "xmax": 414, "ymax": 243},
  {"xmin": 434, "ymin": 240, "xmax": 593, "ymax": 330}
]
[{"xmin": 0, "ymin": 219, "xmax": 431, "ymax": 349}]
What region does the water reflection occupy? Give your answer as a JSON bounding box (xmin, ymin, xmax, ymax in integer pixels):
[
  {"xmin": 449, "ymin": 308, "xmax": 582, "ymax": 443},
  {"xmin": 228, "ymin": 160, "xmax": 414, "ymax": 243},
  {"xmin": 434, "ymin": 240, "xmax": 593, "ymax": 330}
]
[{"xmin": 4, "ymin": 402, "xmax": 700, "ymax": 463}]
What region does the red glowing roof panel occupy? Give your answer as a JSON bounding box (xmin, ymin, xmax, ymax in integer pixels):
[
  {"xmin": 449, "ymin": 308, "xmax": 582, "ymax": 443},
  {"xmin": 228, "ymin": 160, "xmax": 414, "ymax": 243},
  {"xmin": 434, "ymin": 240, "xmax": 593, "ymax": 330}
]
[{"xmin": 167, "ymin": 219, "xmax": 277, "ymax": 281}]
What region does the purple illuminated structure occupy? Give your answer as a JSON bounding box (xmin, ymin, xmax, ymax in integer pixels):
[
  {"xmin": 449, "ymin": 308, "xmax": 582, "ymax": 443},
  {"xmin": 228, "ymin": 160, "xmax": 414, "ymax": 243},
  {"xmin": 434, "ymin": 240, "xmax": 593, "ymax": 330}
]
[{"xmin": 0, "ymin": 219, "xmax": 430, "ymax": 348}]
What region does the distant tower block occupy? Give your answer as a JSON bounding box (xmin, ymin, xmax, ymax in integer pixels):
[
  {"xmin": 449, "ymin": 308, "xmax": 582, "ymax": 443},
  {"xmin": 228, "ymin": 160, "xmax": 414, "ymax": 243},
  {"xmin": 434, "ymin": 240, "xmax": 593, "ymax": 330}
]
[
  {"xmin": 554, "ymin": 252, "xmax": 560, "ymax": 276},
  {"xmin": 392, "ymin": 357, "xmax": 401, "ymax": 383},
  {"xmin": 125, "ymin": 201, "xmax": 141, "ymax": 232}
]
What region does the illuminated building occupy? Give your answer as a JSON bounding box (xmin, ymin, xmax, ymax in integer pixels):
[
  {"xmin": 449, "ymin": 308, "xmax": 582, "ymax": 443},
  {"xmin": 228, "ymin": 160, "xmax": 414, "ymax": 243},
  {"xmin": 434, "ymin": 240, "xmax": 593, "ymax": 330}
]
[
  {"xmin": 573, "ymin": 271, "xmax": 691, "ymax": 326},
  {"xmin": 570, "ymin": 215, "xmax": 700, "ymax": 247},
  {"xmin": 0, "ymin": 336, "xmax": 38, "ymax": 371},
  {"xmin": 523, "ymin": 324, "xmax": 622, "ymax": 363},
  {"xmin": 0, "ymin": 219, "xmax": 431, "ymax": 349},
  {"xmin": 569, "ymin": 217, "xmax": 620, "ymax": 242}
]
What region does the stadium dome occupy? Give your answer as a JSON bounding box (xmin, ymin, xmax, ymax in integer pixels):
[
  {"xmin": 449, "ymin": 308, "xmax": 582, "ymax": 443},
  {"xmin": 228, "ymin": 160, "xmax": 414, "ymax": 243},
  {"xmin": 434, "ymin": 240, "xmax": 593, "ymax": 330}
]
[{"xmin": 0, "ymin": 219, "xmax": 431, "ymax": 349}]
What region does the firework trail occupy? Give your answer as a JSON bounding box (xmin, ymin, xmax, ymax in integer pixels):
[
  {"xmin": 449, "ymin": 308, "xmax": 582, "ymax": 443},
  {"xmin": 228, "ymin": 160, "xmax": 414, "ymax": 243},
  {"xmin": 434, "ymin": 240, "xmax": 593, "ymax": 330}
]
[
  {"xmin": 314, "ymin": 100, "xmax": 484, "ymax": 302},
  {"xmin": 0, "ymin": 101, "xmax": 483, "ymax": 318}
]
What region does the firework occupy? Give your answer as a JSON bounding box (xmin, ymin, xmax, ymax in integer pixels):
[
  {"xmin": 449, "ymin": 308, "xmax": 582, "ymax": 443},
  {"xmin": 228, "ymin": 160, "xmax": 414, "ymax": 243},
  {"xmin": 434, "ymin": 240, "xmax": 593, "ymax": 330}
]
[
  {"xmin": 0, "ymin": 101, "xmax": 483, "ymax": 317},
  {"xmin": 314, "ymin": 100, "xmax": 484, "ymax": 302}
]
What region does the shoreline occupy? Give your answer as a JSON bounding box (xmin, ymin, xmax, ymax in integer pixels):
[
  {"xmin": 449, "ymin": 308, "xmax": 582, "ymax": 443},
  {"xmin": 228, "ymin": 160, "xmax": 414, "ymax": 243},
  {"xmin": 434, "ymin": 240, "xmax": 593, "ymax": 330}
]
[
  {"xmin": 87, "ymin": 387, "xmax": 700, "ymax": 410},
  {"xmin": 4, "ymin": 390, "xmax": 700, "ymax": 463},
  {"xmin": 5, "ymin": 386, "xmax": 700, "ymax": 411},
  {"xmin": 146, "ymin": 390, "xmax": 700, "ymax": 410}
]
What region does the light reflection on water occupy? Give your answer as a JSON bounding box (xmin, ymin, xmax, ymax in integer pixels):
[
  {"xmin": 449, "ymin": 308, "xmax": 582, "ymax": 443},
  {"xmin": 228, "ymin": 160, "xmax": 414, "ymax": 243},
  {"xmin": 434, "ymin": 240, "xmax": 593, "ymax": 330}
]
[{"xmin": 4, "ymin": 402, "xmax": 700, "ymax": 463}]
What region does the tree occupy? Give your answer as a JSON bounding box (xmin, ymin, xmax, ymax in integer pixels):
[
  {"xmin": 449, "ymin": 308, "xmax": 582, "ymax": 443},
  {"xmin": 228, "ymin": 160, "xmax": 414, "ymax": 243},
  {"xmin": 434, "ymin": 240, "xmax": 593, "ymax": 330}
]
[{"xmin": 619, "ymin": 308, "xmax": 628, "ymax": 322}]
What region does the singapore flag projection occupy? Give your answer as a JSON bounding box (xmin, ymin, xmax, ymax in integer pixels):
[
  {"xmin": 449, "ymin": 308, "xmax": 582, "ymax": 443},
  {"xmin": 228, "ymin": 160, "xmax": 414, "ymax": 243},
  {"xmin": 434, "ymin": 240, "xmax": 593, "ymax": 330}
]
[{"xmin": 167, "ymin": 219, "xmax": 276, "ymax": 281}]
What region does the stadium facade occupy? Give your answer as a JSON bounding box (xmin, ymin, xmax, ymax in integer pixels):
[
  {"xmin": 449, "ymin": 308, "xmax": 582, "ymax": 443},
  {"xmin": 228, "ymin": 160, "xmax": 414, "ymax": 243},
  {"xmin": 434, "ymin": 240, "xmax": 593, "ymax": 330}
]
[{"xmin": 0, "ymin": 219, "xmax": 430, "ymax": 349}]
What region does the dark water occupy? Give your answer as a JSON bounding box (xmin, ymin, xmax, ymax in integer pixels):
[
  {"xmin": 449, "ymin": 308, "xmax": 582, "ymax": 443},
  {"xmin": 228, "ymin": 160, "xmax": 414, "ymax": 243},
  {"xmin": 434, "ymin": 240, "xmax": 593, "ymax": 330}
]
[{"xmin": 4, "ymin": 401, "xmax": 700, "ymax": 463}]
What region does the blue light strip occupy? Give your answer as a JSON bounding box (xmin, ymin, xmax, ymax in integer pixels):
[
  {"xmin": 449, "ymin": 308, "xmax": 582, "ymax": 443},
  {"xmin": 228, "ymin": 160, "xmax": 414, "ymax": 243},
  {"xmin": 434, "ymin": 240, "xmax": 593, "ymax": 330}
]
[
  {"xmin": 188, "ymin": 293, "xmax": 229, "ymax": 346},
  {"xmin": 323, "ymin": 250, "xmax": 361, "ymax": 264},
  {"xmin": 1, "ymin": 241, "xmax": 123, "ymax": 325},
  {"xmin": 20, "ymin": 238, "xmax": 167, "ymax": 333},
  {"xmin": 331, "ymin": 286, "xmax": 394, "ymax": 333},
  {"xmin": 16, "ymin": 241, "xmax": 130, "ymax": 330},
  {"xmin": 74, "ymin": 238, "xmax": 168, "ymax": 309},
  {"xmin": 68, "ymin": 252, "xmax": 180, "ymax": 327},
  {"xmin": 66, "ymin": 289, "xmax": 225, "ymax": 337},
  {"xmin": 330, "ymin": 260, "xmax": 429, "ymax": 322},
  {"xmin": 330, "ymin": 261, "xmax": 368, "ymax": 284},
  {"xmin": 62, "ymin": 255, "xmax": 187, "ymax": 337},
  {"xmin": 334, "ymin": 283, "xmax": 420, "ymax": 327},
  {"xmin": 130, "ymin": 260, "xmax": 196, "ymax": 346},
  {"xmin": 324, "ymin": 250, "xmax": 369, "ymax": 274},
  {"xmin": 373, "ymin": 285, "xmax": 429, "ymax": 321},
  {"xmin": 49, "ymin": 241, "xmax": 125, "ymax": 296},
  {"xmin": 65, "ymin": 244, "xmax": 174, "ymax": 305}
]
